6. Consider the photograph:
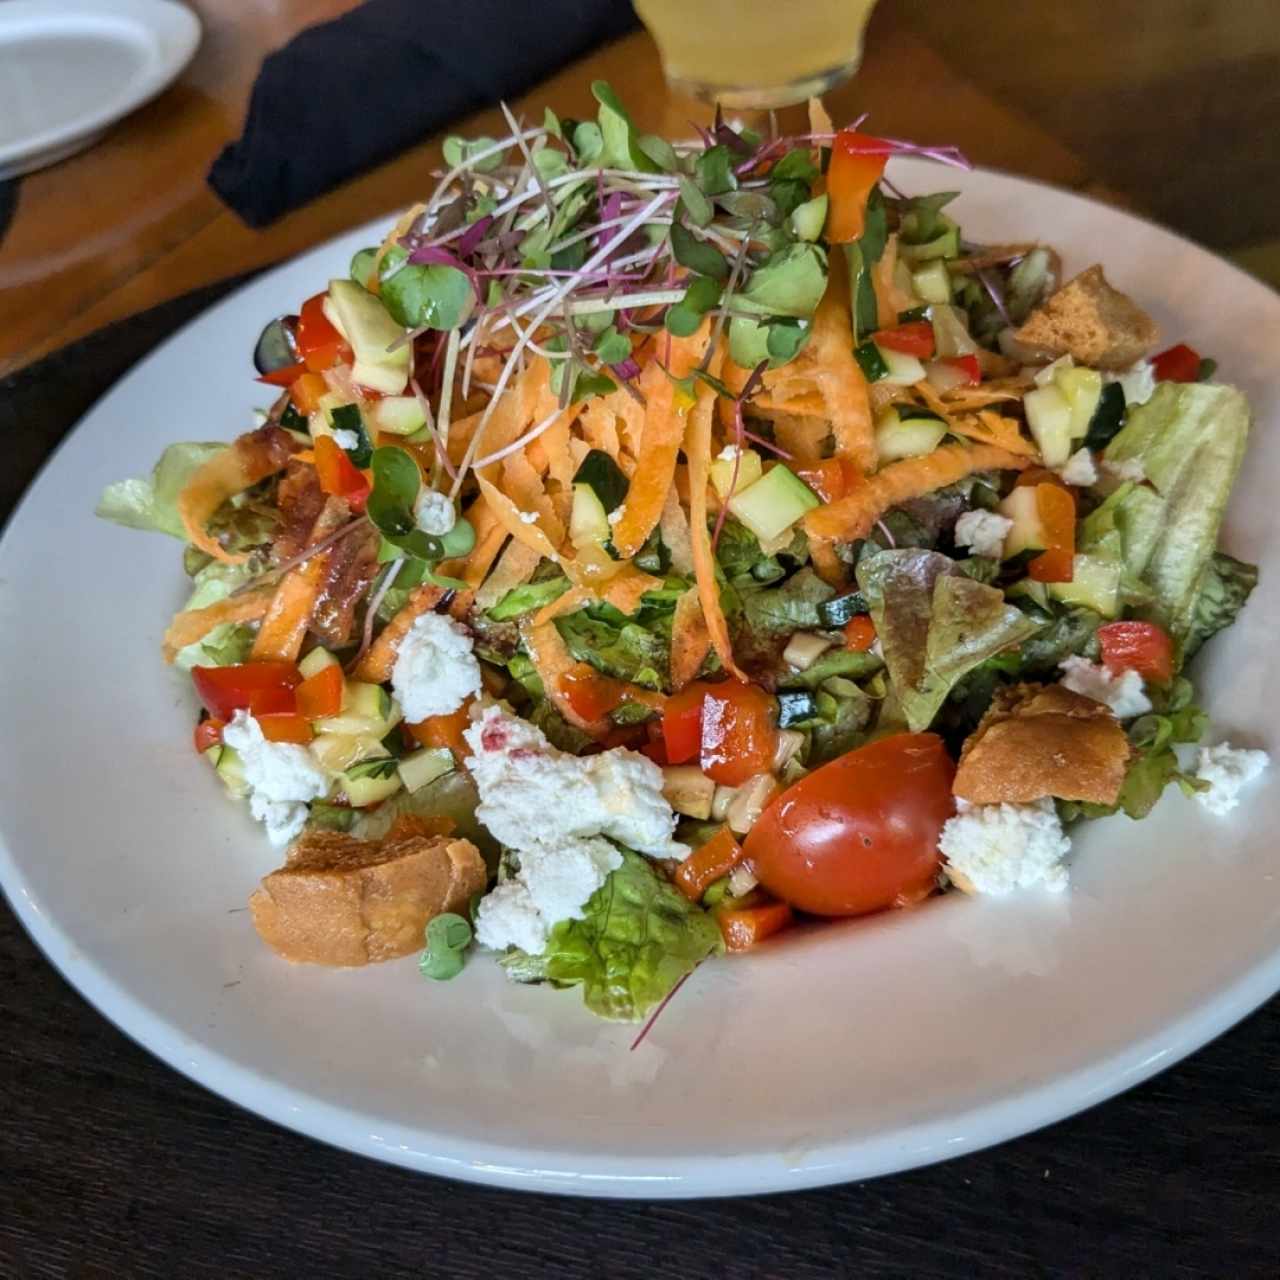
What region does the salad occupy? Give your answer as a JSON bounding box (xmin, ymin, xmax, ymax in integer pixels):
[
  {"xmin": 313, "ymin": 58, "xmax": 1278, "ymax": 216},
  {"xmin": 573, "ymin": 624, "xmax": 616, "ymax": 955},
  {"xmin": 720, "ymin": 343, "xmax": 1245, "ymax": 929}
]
[{"xmin": 99, "ymin": 87, "xmax": 1267, "ymax": 1024}]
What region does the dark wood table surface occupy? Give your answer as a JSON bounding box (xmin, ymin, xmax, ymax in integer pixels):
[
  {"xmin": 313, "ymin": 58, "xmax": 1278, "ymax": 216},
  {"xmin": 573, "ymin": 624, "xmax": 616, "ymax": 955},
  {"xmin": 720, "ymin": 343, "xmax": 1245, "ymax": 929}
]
[{"xmin": 6, "ymin": 3, "xmax": 1280, "ymax": 1274}]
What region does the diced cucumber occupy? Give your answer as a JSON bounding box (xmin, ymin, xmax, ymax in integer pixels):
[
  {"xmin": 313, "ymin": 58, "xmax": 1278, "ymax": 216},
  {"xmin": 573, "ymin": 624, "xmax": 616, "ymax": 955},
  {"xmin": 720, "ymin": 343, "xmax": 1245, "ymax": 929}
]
[
  {"xmin": 875, "ymin": 406, "xmax": 946, "ymax": 463},
  {"xmin": 727, "ymin": 465, "xmax": 820, "ymax": 543},
  {"xmin": 210, "ymin": 743, "xmax": 249, "ymax": 798},
  {"xmin": 313, "ymin": 681, "xmax": 401, "ymax": 738},
  {"xmin": 1005, "ymin": 578, "xmax": 1050, "ymax": 609},
  {"xmin": 298, "ymin": 647, "xmax": 340, "ymax": 679},
  {"xmin": 326, "ymin": 279, "xmax": 409, "ymax": 394},
  {"xmin": 710, "ymin": 448, "xmax": 763, "ymax": 499},
  {"xmin": 997, "ymin": 485, "xmax": 1047, "ymax": 557},
  {"xmin": 309, "ymin": 733, "xmax": 388, "ymax": 775},
  {"xmin": 349, "ymin": 247, "xmax": 378, "ymax": 287},
  {"xmin": 878, "ymin": 345, "xmax": 928, "ymax": 387},
  {"xmin": 340, "ymin": 756, "xmax": 403, "ymax": 807},
  {"xmin": 573, "ymin": 448, "xmax": 628, "ymax": 513},
  {"xmin": 1023, "ymin": 384, "xmax": 1074, "ymax": 466},
  {"xmin": 371, "ymin": 395, "xmax": 427, "ymax": 436},
  {"xmin": 911, "ymin": 260, "xmax": 952, "ymax": 305},
  {"xmin": 899, "ymin": 220, "xmax": 959, "ymax": 265},
  {"xmin": 1054, "ymin": 367, "xmax": 1103, "ymax": 440},
  {"xmin": 817, "ymin": 590, "xmax": 869, "ymax": 627},
  {"xmin": 782, "ymin": 632, "xmax": 833, "ymax": 670},
  {"xmin": 789, "ymin": 193, "xmax": 828, "ymax": 242},
  {"xmin": 776, "ymin": 689, "xmax": 819, "ymax": 728},
  {"xmin": 570, "ymin": 482, "xmax": 612, "ymax": 549},
  {"xmin": 928, "ymin": 303, "xmax": 980, "ymax": 357},
  {"xmin": 1033, "ymin": 354, "xmax": 1074, "ymax": 387},
  {"xmin": 1046, "ymin": 554, "xmax": 1122, "ymax": 618},
  {"xmin": 854, "ymin": 340, "xmax": 889, "ymax": 382},
  {"xmin": 397, "ymin": 746, "xmax": 455, "ymax": 794},
  {"xmin": 661, "ymin": 765, "xmax": 716, "ymax": 820}
]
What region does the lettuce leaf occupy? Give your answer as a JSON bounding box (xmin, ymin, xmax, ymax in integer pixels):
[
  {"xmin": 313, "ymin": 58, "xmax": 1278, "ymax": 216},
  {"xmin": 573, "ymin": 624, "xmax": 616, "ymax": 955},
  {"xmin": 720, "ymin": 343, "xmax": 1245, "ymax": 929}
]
[
  {"xmin": 350, "ymin": 769, "xmax": 499, "ymax": 869},
  {"xmin": 1103, "ymin": 382, "xmax": 1251, "ymax": 654},
  {"xmin": 487, "ymin": 575, "xmax": 571, "ymax": 621},
  {"xmin": 857, "ymin": 548, "xmax": 1041, "ymax": 732},
  {"xmin": 555, "ymin": 609, "xmax": 667, "ymax": 689},
  {"xmin": 502, "ymin": 848, "xmax": 723, "ymax": 1021},
  {"xmin": 739, "ymin": 567, "xmax": 834, "ymax": 638},
  {"xmin": 96, "ymin": 443, "xmax": 226, "ymax": 539},
  {"xmin": 1182, "ymin": 551, "xmax": 1258, "ymax": 661},
  {"xmin": 173, "ymin": 621, "xmax": 256, "ymax": 671}
]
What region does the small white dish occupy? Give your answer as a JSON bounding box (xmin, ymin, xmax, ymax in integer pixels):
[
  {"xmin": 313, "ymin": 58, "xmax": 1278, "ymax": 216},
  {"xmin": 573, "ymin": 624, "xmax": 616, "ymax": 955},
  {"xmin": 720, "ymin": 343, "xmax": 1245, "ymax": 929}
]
[
  {"xmin": 1, "ymin": 159, "xmax": 1278, "ymax": 1197},
  {"xmin": 0, "ymin": 0, "xmax": 200, "ymax": 179}
]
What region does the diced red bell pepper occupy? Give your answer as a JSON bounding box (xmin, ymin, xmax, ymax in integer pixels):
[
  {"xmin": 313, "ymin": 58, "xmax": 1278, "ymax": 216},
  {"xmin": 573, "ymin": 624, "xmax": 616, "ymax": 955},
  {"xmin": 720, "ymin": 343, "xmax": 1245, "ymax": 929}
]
[
  {"xmin": 257, "ymin": 713, "xmax": 314, "ymax": 744},
  {"xmin": 258, "ymin": 361, "xmax": 308, "ymax": 388},
  {"xmin": 295, "ymin": 663, "xmax": 344, "ymax": 720},
  {"xmin": 825, "ymin": 131, "xmax": 889, "ymax": 243},
  {"xmin": 1027, "ymin": 482, "xmax": 1076, "ymax": 583},
  {"xmin": 289, "ymin": 371, "xmax": 329, "ymax": 416},
  {"xmin": 1151, "ymin": 343, "xmax": 1201, "ymax": 384},
  {"xmin": 874, "ymin": 321, "xmax": 935, "ymax": 359},
  {"xmin": 407, "ymin": 701, "xmax": 474, "ymax": 761},
  {"xmin": 714, "ymin": 897, "xmax": 794, "ymax": 952},
  {"xmin": 674, "ymin": 826, "xmax": 745, "ymax": 902},
  {"xmin": 314, "ymin": 435, "xmax": 371, "ymax": 511},
  {"xmin": 791, "ymin": 457, "xmax": 858, "ymax": 504},
  {"xmin": 1097, "ymin": 621, "xmax": 1174, "ymax": 684},
  {"xmin": 193, "ymin": 718, "xmax": 225, "ymax": 753},
  {"xmin": 844, "ymin": 615, "xmax": 877, "ymax": 652},
  {"xmin": 661, "ymin": 684, "xmax": 707, "ymax": 765},
  {"xmin": 699, "ymin": 681, "xmax": 778, "ymax": 786},
  {"xmin": 191, "ymin": 662, "xmax": 301, "ymax": 721},
  {"xmin": 559, "ymin": 663, "xmax": 628, "ymax": 723},
  {"xmin": 297, "ymin": 293, "xmax": 352, "ymax": 373},
  {"xmin": 939, "ymin": 354, "xmax": 981, "ymax": 386}
]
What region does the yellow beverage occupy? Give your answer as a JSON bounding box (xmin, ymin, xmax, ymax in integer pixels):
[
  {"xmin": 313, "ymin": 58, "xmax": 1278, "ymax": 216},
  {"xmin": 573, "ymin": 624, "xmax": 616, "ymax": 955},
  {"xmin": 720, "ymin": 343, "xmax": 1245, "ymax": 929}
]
[{"xmin": 634, "ymin": 0, "xmax": 878, "ymax": 108}]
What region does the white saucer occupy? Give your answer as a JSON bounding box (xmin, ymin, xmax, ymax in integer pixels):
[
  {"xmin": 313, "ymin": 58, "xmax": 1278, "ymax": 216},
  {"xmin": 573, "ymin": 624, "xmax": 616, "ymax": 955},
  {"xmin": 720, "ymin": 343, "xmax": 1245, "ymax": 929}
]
[{"xmin": 0, "ymin": 0, "xmax": 200, "ymax": 180}]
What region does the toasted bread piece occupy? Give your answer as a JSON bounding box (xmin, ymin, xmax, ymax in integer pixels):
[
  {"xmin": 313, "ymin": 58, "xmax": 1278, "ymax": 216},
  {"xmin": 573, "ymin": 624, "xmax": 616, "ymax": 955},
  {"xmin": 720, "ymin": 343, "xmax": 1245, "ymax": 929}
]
[
  {"xmin": 1013, "ymin": 264, "xmax": 1159, "ymax": 370},
  {"xmin": 250, "ymin": 828, "xmax": 486, "ymax": 966},
  {"xmin": 954, "ymin": 682, "xmax": 1130, "ymax": 805}
]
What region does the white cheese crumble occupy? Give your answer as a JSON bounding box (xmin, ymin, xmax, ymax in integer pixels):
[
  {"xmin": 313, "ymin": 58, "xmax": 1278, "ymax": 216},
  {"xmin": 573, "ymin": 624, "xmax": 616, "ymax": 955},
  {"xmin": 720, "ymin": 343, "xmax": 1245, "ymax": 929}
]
[
  {"xmin": 466, "ymin": 705, "xmax": 687, "ymax": 952},
  {"xmin": 1059, "ymin": 656, "xmax": 1152, "ymax": 719},
  {"xmin": 607, "ymin": 508, "xmax": 623, "ymax": 526},
  {"xmin": 517, "ymin": 509, "xmax": 540, "ymax": 524},
  {"xmin": 1102, "ymin": 456, "xmax": 1146, "ymax": 484},
  {"xmin": 954, "ymin": 509, "xmax": 1012, "ymax": 559},
  {"xmin": 390, "ymin": 612, "xmax": 483, "ymax": 723},
  {"xmin": 717, "ymin": 444, "xmax": 745, "ymax": 462},
  {"xmin": 1107, "ymin": 359, "xmax": 1156, "ymax": 408},
  {"xmin": 1194, "ymin": 743, "xmax": 1270, "ymax": 816},
  {"xmin": 221, "ymin": 711, "xmax": 327, "ymax": 846},
  {"xmin": 939, "ymin": 798, "xmax": 1071, "ymax": 894},
  {"xmin": 413, "ymin": 488, "xmax": 456, "ymax": 536},
  {"xmin": 1058, "ymin": 447, "xmax": 1098, "ymax": 487},
  {"xmin": 330, "ymin": 427, "xmax": 359, "ymax": 452}
]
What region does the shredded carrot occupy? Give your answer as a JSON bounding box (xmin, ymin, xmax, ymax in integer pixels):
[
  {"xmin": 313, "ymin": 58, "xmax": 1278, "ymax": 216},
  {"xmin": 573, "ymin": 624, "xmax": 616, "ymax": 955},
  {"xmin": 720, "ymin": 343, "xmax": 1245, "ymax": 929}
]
[
  {"xmin": 946, "ymin": 409, "xmax": 1039, "ymax": 458},
  {"xmin": 770, "ymin": 413, "xmax": 830, "ymax": 462},
  {"xmin": 684, "ymin": 347, "xmax": 747, "ymax": 682},
  {"xmin": 670, "ymin": 588, "xmax": 712, "ymax": 690},
  {"xmin": 872, "ymin": 234, "xmax": 916, "ymax": 322},
  {"xmin": 351, "ymin": 585, "xmax": 446, "ymax": 684},
  {"xmin": 475, "ymin": 474, "xmax": 561, "ymax": 560},
  {"xmin": 473, "ymin": 538, "xmax": 542, "ymax": 612},
  {"xmin": 161, "ymin": 586, "xmax": 276, "ymax": 663},
  {"xmin": 806, "ymin": 442, "xmax": 1032, "ymax": 543},
  {"xmin": 534, "ymin": 564, "xmax": 661, "ymax": 626},
  {"xmin": 658, "ymin": 485, "xmax": 695, "ymax": 576},
  {"xmin": 609, "ymin": 327, "xmax": 707, "ymax": 558}
]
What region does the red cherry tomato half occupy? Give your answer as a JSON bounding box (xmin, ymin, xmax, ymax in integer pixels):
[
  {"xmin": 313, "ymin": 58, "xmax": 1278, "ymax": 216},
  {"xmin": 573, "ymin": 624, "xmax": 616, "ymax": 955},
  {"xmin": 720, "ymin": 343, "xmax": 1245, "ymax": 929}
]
[
  {"xmin": 745, "ymin": 732, "xmax": 955, "ymax": 917},
  {"xmin": 1097, "ymin": 620, "xmax": 1174, "ymax": 684}
]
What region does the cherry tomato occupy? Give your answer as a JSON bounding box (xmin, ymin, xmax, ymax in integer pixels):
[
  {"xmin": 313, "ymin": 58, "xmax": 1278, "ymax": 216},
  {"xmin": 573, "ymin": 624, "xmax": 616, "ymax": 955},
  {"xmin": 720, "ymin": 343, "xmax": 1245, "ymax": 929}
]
[
  {"xmin": 699, "ymin": 681, "xmax": 777, "ymax": 786},
  {"xmin": 844, "ymin": 615, "xmax": 876, "ymax": 651},
  {"xmin": 745, "ymin": 732, "xmax": 955, "ymax": 917},
  {"xmin": 193, "ymin": 718, "xmax": 224, "ymax": 753},
  {"xmin": 1097, "ymin": 620, "xmax": 1174, "ymax": 683},
  {"xmin": 874, "ymin": 321, "xmax": 935, "ymax": 359},
  {"xmin": 1151, "ymin": 342, "xmax": 1201, "ymax": 383},
  {"xmin": 295, "ymin": 663, "xmax": 344, "ymax": 720},
  {"xmin": 191, "ymin": 662, "xmax": 301, "ymax": 721},
  {"xmin": 257, "ymin": 361, "xmax": 307, "ymax": 388}
]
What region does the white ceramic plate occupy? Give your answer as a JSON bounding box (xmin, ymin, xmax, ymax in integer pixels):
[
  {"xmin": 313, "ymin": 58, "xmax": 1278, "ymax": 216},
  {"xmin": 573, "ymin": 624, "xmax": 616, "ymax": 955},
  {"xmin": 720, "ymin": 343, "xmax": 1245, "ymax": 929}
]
[
  {"xmin": 0, "ymin": 0, "xmax": 200, "ymax": 179},
  {"xmin": 2, "ymin": 159, "xmax": 1278, "ymax": 1197}
]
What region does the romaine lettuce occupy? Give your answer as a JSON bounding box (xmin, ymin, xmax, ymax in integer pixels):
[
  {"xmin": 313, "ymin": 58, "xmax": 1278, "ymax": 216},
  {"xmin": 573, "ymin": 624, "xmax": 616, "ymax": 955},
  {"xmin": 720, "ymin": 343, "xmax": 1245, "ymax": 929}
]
[
  {"xmin": 502, "ymin": 848, "xmax": 723, "ymax": 1021},
  {"xmin": 1183, "ymin": 551, "xmax": 1258, "ymax": 661}
]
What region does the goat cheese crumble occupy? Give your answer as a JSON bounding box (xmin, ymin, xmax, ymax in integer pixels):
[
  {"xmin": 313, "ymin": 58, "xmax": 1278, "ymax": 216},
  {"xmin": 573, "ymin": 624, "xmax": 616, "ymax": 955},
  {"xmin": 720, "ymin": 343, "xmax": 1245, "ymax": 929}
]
[
  {"xmin": 1059, "ymin": 656, "xmax": 1152, "ymax": 719},
  {"xmin": 1194, "ymin": 743, "xmax": 1270, "ymax": 816},
  {"xmin": 413, "ymin": 488, "xmax": 456, "ymax": 536},
  {"xmin": 1058, "ymin": 447, "xmax": 1098, "ymax": 487},
  {"xmin": 939, "ymin": 798, "xmax": 1071, "ymax": 894},
  {"xmin": 953, "ymin": 509, "xmax": 1013, "ymax": 559},
  {"xmin": 466, "ymin": 704, "xmax": 687, "ymax": 952},
  {"xmin": 1107, "ymin": 359, "xmax": 1156, "ymax": 408},
  {"xmin": 390, "ymin": 612, "xmax": 483, "ymax": 723},
  {"xmin": 221, "ymin": 711, "xmax": 327, "ymax": 846},
  {"xmin": 330, "ymin": 427, "xmax": 359, "ymax": 452}
]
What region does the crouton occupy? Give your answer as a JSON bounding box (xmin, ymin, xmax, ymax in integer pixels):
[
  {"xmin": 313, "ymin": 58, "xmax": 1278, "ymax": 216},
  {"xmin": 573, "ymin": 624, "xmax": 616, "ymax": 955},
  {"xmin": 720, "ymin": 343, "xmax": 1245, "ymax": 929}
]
[
  {"xmin": 1013, "ymin": 264, "xmax": 1159, "ymax": 370},
  {"xmin": 953, "ymin": 682, "xmax": 1130, "ymax": 805},
  {"xmin": 249, "ymin": 827, "xmax": 486, "ymax": 966}
]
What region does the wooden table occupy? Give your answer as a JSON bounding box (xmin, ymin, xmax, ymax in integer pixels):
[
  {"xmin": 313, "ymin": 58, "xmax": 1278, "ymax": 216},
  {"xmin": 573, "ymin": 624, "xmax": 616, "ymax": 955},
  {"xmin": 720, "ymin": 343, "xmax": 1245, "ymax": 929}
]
[{"xmin": 0, "ymin": 2, "xmax": 1103, "ymax": 376}]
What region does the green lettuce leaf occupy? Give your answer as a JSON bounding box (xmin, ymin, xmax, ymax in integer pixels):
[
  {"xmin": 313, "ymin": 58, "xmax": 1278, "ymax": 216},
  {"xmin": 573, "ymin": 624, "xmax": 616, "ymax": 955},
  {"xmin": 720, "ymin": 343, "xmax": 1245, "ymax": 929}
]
[
  {"xmin": 857, "ymin": 549, "xmax": 1041, "ymax": 732},
  {"xmin": 739, "ymin": 567, "xmax": 834, "ymax": 638},
  {"xmin": 1014, "ymin": 605, "xmax": 1101, "ymax": 676},
  {"xmin": 714, "ymin": 518, "xmax": 788, "ymax": 586},
  {"xmin": 1103, "ymin": 382, "xmax": 1251, "ymax": 654},
  {"xmin": 174, "ymin": 621, "xmax": 256, "ymax": 671},
  {"xmin": 350, "ymin": 769, "xmax": 499, "ymax": 870},
  {"xmin": 778, "ymin": 647, "xmax": 883, "ymax": 690},
  {"xmin": 487, "ymin": 575, "xmax": 571, "ymax": 621},
  {"xmin": 805, "ymin": 678, "xmax": 873, "ymax": 766},
  {"xmin": 96, "ymin": 443, "xmax": 226, "ymax": 539},
  {"xmin": 555, "ymin": 608, "xmax": 668, "ymax": 689},
  {"xmin": 1182, "ymin": 551, "xmax": 1258, "ymax": 661},
  {"xmin": 501, "ymin": 848, "xmax": 722, "ymax": 1022}
]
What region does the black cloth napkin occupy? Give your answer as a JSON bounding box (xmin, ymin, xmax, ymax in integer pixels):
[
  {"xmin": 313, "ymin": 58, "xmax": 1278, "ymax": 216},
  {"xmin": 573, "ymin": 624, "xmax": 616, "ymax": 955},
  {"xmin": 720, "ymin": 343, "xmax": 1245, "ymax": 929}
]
[{"xmin": 209, "ymin": 0, "xmax": 637, "ymax": 227}]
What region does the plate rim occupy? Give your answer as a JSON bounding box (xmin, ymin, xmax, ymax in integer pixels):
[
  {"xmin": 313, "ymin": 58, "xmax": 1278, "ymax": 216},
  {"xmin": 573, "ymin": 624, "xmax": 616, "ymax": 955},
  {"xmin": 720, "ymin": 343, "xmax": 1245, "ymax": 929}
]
[
  {"xmin": 0, "ymin": 0, "xmax": 201, "ymax": 172},
  {"xmin": 3, "ymin": 158, "xmax": 1279, "ymax": 1197}
]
